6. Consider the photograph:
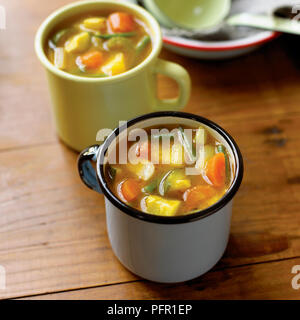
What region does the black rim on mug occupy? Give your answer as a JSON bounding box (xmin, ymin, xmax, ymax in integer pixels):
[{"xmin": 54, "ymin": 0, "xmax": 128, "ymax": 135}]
[{"xmin": 83, "ymin": 111, "xmax": 244, "ymax": 224}]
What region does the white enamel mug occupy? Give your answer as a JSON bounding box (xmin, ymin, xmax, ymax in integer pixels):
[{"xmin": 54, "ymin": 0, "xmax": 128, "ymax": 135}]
[{"xmin": 78, "ymin": 111, "xmax": 243, "ymax": 283}]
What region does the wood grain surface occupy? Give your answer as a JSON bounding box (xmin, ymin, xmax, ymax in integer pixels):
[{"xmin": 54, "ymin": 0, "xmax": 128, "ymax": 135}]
[{"xmin": 0, "ymin": 0, "xmax": 300, "ymax": 300}]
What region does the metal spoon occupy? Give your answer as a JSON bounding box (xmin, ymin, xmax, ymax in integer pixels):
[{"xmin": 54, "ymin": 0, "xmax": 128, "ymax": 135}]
[
  {"xmin": 227, "ymin": 6, "xmax": 300, "ymax": 35},
  {"xmin": 143, "ymin": 1, "xmax": 300, "ymax": 38}
]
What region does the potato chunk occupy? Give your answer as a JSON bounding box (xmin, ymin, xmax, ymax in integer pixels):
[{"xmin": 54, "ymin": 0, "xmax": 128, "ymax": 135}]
[
  {"xmin": 170, "ymin": 179, "xmax": 191, "ymax": 192},
  {"xmin": 159, "ymin": 169, "xmax": 191, "ymax": 195},
  {"xmin": 128, "ymin": 160, "xmax": 155, "ymax": 181},
  {"xmin": 101, "ymin": 52, "xmax": 126, "ymax": 76},
  {"xmin": 160, "ymin": 143, "xmax": 184, "ymax": 166},
  {"xmin": 83, "ymin": 17, "xmax": 106, "ymax": 31},
  {"xmin": 195, "ymin": 144, "xmax": 215, "ymax": 170},
  {"xmin": 195, "ymin": 126, "xmax": 208, "ymax": 145},
  {"xmin": 142, "ymin": 195, "xmax": 181, "ymax": 216},
  {"xmin": 65, "ymin": 32, "xmax": 90, "ymax": 53}
]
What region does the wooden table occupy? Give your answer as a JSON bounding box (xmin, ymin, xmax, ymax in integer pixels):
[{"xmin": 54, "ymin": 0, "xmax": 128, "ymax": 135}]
[{"xmin": 1, "ymin": 0, "xmax": 300, "ymax": 300}]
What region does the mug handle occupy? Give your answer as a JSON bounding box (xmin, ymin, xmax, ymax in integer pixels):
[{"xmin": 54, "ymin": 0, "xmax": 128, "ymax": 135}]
[
  {"xmin": 78, "ymin": 144, "xmax": 103, "ymax": 194},
  {"xmin": 152, "ymin": 58, "xmax": 191, "ymax": 111}
]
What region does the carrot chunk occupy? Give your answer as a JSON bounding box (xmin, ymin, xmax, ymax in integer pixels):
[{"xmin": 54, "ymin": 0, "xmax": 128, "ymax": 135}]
[
  {"xmin": 206, "ymin": 152, "xmax": 225, "ymax": 187},
  {"xmin": 119, "ymin": 179, "xmax": 141, "ymax": 202},
  {"xmin": 183, "ymin": 185, "xmax": 216, "ymax": 211},
  {"xmin": 79, "ymin": 51, "xmax": 103, "ymax": 69},
  {"xmin": 108, "ymin": 12, "xmax": 135, "ymax": 32}
]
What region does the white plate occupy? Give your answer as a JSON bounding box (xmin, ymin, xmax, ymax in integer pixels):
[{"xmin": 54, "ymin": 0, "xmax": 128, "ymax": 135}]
[
  {"xmin": 162, "ymin": 31, "xmax": 280, "ymax": 60},
  {"xmin": 128, "ymin": 0, "xmax": 281, "ymax": 60}
]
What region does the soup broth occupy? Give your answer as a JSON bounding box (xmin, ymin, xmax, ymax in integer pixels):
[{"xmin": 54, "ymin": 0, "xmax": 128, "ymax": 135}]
[
  {"xmin": 45, "ymin": 9, "xmax": 152, "ymax": 77},
  {"xmin": 105, "ymin": 124, "xmax": 234, "ymax": 217}
]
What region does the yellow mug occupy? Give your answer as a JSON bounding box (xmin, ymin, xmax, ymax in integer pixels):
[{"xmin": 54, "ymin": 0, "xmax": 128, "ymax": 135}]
[{"xmin": 35, "ymin": 0, "xmax": 191, "ymax": 152}]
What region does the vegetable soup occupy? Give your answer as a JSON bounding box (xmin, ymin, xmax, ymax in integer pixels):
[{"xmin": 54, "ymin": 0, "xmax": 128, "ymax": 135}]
[
  {"xmin": 45, "ymin": 10, "xmax": 152, "ymax": 77},
  {"xmin": 105, "ymin": 124, "xmax": 234, "ymax": 217}
]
